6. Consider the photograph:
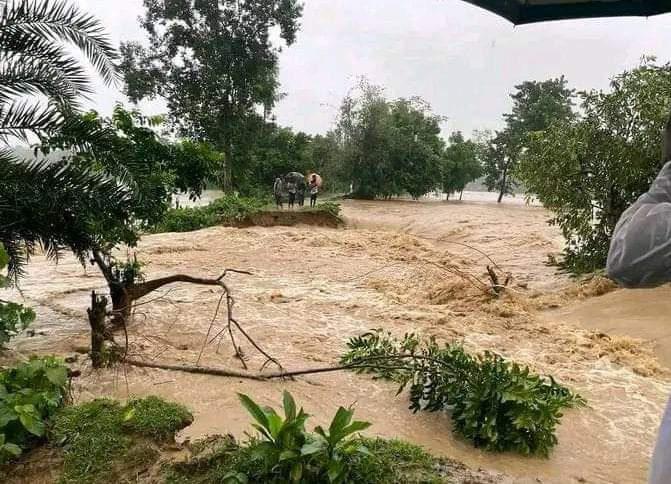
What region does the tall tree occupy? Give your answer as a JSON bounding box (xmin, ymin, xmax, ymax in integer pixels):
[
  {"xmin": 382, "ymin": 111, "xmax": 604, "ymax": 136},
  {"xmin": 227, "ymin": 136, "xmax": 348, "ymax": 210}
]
[
  {"xmin": 485, "ymin": 77, "xmax": 575, "ymax": 202},
  {"xmin": 120, "ymin": 0, "xmax": 304, "ymax": 192},
  {"xmin": 441, "ymin": 131, "xmax": 482, "ymax": 200},
  {"xmin": 517, "ymin": 58, "xmax": 671, "ymax": 273},
  {"xmin": 336, "ymin": 80, "xmax": 444, "ymax": 199}
]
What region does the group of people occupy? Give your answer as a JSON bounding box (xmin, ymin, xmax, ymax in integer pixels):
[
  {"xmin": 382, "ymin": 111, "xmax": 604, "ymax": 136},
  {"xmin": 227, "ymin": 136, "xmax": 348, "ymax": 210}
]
[{"xmin": 273, "ymin": 173, "xmax": 320, "ymax": 209}]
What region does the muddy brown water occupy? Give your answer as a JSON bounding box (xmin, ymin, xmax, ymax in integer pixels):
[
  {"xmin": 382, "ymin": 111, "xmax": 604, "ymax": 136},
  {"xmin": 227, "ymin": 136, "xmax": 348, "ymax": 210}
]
[{"xmin": 5, "ymin": 198, "xmax": 671, "ymax": 483}]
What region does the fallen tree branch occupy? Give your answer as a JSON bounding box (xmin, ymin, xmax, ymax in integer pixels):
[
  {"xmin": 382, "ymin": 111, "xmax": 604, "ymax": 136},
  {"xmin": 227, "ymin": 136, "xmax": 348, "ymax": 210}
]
[{"xmin": 125, "ymin": 358, "xmax": 268, "ymax": 381}]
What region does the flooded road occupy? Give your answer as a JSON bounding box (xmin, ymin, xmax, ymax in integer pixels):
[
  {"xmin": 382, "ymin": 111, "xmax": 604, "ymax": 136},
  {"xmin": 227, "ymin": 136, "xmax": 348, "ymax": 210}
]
[{"xmin": 6, "ymin": 198, "xmax": 670, "ymax": 483}]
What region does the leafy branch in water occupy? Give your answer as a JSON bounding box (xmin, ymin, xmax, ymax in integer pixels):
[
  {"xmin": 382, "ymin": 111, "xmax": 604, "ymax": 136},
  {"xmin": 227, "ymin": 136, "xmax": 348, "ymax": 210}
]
[{"xmin": 341, "ymin": 330, "xmax": 585, "ymax": 457}]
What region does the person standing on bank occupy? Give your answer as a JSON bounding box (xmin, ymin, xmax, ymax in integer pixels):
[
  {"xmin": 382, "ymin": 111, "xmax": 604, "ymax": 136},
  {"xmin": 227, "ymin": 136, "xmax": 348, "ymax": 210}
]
[
  {"xmin": 287, "ymin": 180, "xmax": 297, "ymax": 209},
  {"xmin": 273, "ymin": 176, "xmax": 284, "ymax": 210},
  {"xmin": 297, "ymin": 178, "xmax": 306, "ymax": 207},
  {"xmin": 309, "ymin": 174, "xmax": 319, "ymax": 208},
  {"xmin": 606, "ymin": 114, "xmax": 671, "ymax": 484}
]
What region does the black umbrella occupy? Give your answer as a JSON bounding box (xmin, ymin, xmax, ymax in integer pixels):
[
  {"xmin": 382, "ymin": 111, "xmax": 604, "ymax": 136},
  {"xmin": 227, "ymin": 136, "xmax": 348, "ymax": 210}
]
[{"xmin": 464, "ymin": 0, "xmax": 671, "ymax": 25}]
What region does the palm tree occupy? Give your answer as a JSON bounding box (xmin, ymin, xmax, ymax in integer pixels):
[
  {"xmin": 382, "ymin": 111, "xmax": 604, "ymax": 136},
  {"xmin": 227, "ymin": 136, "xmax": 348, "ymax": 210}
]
[{"xmin": 0, "ymin": 0, "xmax": 127, "ymax": 279}]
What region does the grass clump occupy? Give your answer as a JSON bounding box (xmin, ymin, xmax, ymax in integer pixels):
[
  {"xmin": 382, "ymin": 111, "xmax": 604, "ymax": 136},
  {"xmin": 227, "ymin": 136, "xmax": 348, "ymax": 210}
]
[
  {"xmin": 122, "ymin": 396, "xmax": 193, "ymax": 441},
  {"xmin": 304, "ymin": 200, "xmax": 342, "ymax": 218},
  {"xmin": 51, "ymin": 397, "xmax": 192, "ymax": 483},
  {"xmin": 342, "ymin": 330, "xmax": 585, "ymax": 457},
  {"xmin": 153, "ymin": 195, "xmax": 265, "ymax": 233}
]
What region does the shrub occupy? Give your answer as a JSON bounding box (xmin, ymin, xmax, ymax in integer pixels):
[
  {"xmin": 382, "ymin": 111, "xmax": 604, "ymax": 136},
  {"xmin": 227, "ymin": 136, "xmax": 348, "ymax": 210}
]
[
  {"xmin": 232, "ymin": 391, "xmax": 371, "ymax": 483},
  {"xmin": 153, "ymin": 195, "xmax": 265, "ymax": 233},
  {"xmin": 0, "ymin": 356, "xmax": 68, "ymax": 462},
  {"xmin": 341, "ymin": 330, "xmax": 585, "ymax": 456}
]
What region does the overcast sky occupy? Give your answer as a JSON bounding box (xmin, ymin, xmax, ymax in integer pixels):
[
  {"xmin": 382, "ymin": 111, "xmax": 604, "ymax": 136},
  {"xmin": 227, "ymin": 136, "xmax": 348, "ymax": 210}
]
[{"xmin": 76, "ymin": 0, "xmax": 671, "ymax": 138}]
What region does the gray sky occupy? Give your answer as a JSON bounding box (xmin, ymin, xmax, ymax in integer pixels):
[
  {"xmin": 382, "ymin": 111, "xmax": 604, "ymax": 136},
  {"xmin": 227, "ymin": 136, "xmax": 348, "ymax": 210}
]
[{"xmin": 76, "ymin": 0, "xmax": 671, "ymax": 138}]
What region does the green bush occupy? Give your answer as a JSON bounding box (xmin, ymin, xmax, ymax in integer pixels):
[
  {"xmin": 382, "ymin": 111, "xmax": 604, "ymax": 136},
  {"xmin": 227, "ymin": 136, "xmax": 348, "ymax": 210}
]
[
  {"xmin": 153, "ymin": 195, "xmax": 265, "ymax": 233},
  {"xmin": 231, "ymin": 391, "xmax": 371, "ymax": 483},
  {"xmin": 0, "ymin": 356, "xmax": 68, "ymax": 462},
  {"xmin": 51, "ymin": 397, "xmax": 192, "ymax": 483},
  {"xmin": 341, "ymin": 330, "xmax": 585, "ymax": 456}
]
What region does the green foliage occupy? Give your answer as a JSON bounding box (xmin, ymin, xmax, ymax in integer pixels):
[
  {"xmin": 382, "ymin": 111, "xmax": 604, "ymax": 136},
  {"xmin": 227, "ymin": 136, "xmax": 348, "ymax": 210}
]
[
  {"xmin": 153, "ymin": 195, "xmax": 265, "ymax": 233},
  {"xmin": 230, "ymin": 391, "xmax": 371, "ymax": 483},
  {"xmin": 51, "ymin": 397, "xmax": 192, "ymax": 483},
  {"xmin": 0, "ymin": 357, "xmax": 68, "ymax": 462},
  {"xmin": 441, "ymin": 131, "xmax": 482, "ymax": 197},
  {"xmin": 120, "ymin": 0, "xmax": 304, "ymax": 190},
  {"xmin": 342, "ymin": 330, "xmax": 585, "ymax": 456},
  {"xmin": 307, "ymin": 201, "xmax": 342, "ymax": 218},
  {"xmin": 518, "ymin": 58, "xmax": 671, "ymax": 273},
  {"xmin": 0, "ymin": 244, "xmax": 34, "ymax": 347},
  {"xmin": 483, "ymin": 77, "xmax": 574, "ymax": 202},
  {"xmin": 337, "ymin": 80, "xmax": 445, "ymax": 199},
  {"xmin": 167, "ymin": 435, "xmax": 450, "ymax": 484}
]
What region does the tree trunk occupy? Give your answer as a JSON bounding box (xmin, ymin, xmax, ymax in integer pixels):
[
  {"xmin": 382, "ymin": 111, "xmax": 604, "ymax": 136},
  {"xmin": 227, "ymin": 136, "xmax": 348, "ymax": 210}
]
[
  {"xmin": 110, "ymin": 284, "xmax": 131, "ymax": 328},
  {"xmin": 459, "ymin": 190, "xmax": 464, "ymax": 201},
  {"xmin": 446, "ymin": 192, "xmax": 450, "ymax": 201},
  {"xmin": 498, "ymin": 167, "xmax": 508, "ymax": 204},
  {"xmin": 87, "ymin": 290, "xmax": 107, "ymax": 368},
  {"xmin": 222, "ymin": 141, "xmax": 233, "ymax": 193}
]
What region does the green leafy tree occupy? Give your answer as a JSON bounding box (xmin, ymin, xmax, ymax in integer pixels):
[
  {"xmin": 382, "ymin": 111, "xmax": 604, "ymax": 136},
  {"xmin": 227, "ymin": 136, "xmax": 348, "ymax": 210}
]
[
  {"xmin": 240, "ymin": 124, "xmax": 312, "ymax": 196},
  {"xmin": 337, "ymin": 80, "xmax": 444, "ymax": 199},
  {"xmin": 485, "ymin": 77, "xmax": 574, "ymax": 202},
  {"xmin": 120, "ymin": 0, "xmax": 304, "ymax": 192},
  {"xmin": 518, "ymin": 58, "xmax": 671, "ymax": 272},
  {"xmin": 389, "ymin": 98, "xmax": 443, "ymax": 200},
  {"xmin": 307, "ymin": 131, "xmax": 346, "ymax": 193},
  {"xmin": 441, "ymin": 131, "xmax": 482, "ymax": 200}
]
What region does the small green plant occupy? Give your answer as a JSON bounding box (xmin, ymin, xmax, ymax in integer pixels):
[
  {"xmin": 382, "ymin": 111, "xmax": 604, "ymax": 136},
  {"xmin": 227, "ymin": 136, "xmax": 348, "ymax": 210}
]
[
  {"xmin": 232, "ymin": 391, "xmax": 371, "ymax": 483},
  {"xmin": 0, "ymin": 244, "xmax": 35, "ymax": 347},
  {"xmin": 0, "ymin": 356, "xmax": 69, "ymax": 462},
  {"xmin": 342, "ymin": 330, "xmax": 585, "ymax": 457}
]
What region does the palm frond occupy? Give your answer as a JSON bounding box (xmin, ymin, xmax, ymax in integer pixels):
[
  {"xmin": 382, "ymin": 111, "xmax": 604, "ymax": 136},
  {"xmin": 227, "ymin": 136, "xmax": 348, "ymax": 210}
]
[
  {"xmin": 0, "ymin": 99, "xmax": 62, "ymax": 141},
  {"xmin": 0, "ymin": 0, "xmax": 119, "ymax": 86},
  {"xmin": 0, "ymin": 150, "xmax": 134, "ymax": 281},
  {"xmin": 0, "ymin": 31, "xmax": 92, "ymax": 103}
]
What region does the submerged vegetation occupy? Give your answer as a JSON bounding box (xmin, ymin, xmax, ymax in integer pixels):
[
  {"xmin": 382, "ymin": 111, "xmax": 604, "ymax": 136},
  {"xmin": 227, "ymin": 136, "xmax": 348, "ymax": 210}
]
[{"xmin": 342, "ymin": 330, "xmax": 585, "ymax": 456}]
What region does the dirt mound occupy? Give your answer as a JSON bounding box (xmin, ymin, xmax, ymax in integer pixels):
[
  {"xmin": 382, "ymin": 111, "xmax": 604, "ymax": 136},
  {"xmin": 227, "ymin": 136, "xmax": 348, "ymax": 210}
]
[{"xmin": 237, "ymin": 210, "xmax": 343, "ymax": 228}]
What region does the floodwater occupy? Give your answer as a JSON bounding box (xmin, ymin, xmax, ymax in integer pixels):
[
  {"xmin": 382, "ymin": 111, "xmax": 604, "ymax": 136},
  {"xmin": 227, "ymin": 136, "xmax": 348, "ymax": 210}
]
[{"xmin": 6, "ymin": 197, "xmax": 671, "ymax": 483}]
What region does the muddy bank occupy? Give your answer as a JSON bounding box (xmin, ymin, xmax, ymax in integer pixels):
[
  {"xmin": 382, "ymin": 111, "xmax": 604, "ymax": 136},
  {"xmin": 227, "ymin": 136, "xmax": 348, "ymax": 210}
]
[
  {"xmin": 5, "ymin": 199, "xmax": 670, "ymax": 483},
  {"xmin": 242, "ymin": 209, "xmax": 343, "ymax": 228}
]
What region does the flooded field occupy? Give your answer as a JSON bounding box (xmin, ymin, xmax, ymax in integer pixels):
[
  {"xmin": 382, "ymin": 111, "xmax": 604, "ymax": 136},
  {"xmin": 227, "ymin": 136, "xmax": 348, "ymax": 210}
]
[{"xmin": 7, "ymin": 197, "xmax": 671, "ymax": 483}]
